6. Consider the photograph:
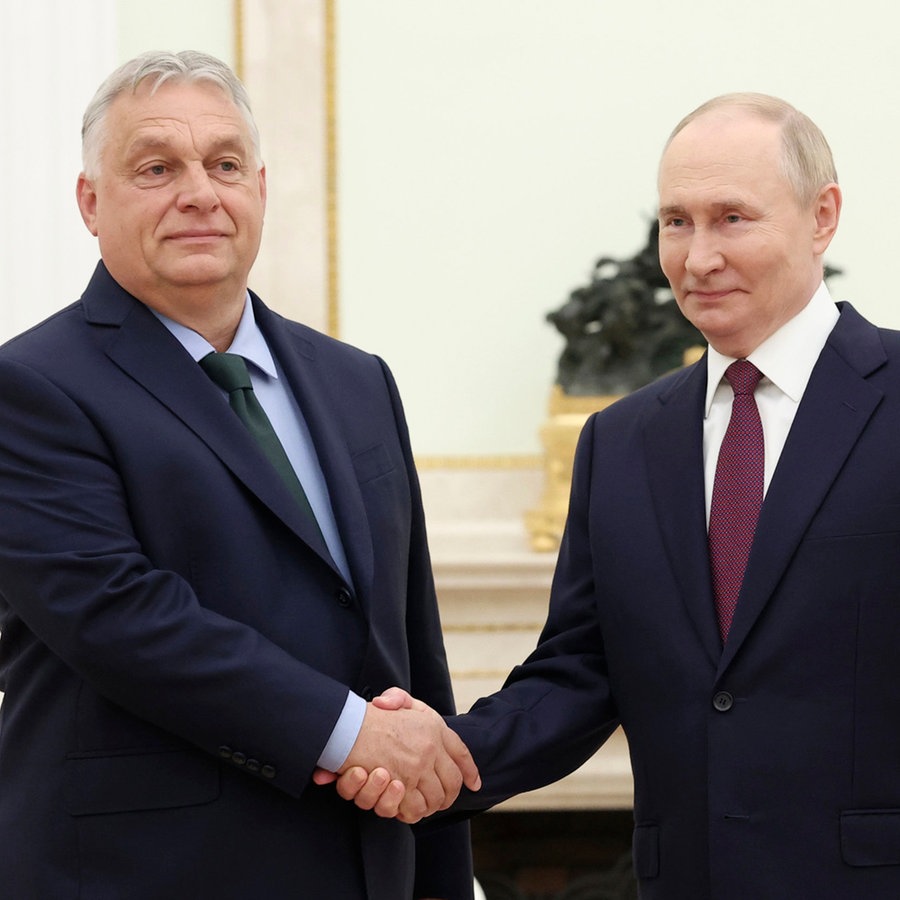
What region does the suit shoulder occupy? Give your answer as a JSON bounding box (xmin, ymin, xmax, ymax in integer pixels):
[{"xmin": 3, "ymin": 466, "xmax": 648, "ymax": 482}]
[
  {"xmin": 592, "ymin": 362, "xmax": 700, "ymax": 421},
  {"xmin": 0, "ymin": 301, "xmax": 85, "ymax": 364}
]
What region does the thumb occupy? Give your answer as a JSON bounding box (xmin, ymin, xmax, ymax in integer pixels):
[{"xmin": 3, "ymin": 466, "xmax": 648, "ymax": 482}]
[{"xmin": 371, "ymin": 686, "xmax": 416, "ymax": 710}]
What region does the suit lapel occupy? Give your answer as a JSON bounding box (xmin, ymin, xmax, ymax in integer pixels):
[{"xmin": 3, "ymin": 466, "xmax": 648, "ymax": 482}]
[
  {"xmin": 84, "ymin": 267, "xmax": 340, "ymax": 575},
  {"xmin": 254, "ymin": 299, "xmax": 375, "ymax": 603},
  {"xmin": 719, "ymin": 304, "xmax": 887, "ymax": 672},
  {"xmin": 644, "ymin": 359, "xmax": 723, "ymax": 666}
]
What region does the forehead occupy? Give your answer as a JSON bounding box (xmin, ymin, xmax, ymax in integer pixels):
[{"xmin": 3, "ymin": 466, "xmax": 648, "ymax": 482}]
[
  {"xmin": 105, "ymin": 79, "xmax": 251, "ymax": 156},
  {"xmin": 658, "ymin": 111, "xmax": 787, "ymax": 206}
]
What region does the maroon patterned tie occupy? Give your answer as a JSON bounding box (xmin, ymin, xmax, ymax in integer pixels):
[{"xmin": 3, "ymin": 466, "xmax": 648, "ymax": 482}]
[{"xmin": 708, "ymin": 360, "xmax": 764, "ymax": 643}]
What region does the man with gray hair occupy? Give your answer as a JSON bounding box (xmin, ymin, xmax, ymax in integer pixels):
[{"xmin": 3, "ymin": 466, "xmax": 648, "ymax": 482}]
[
  {"xmin": 0, "ymin": 50, "xmax": 477, "ymax": 899},
  {"xmin": 333, "ymin": 93, "xmax": 900, "ymax": 898}
]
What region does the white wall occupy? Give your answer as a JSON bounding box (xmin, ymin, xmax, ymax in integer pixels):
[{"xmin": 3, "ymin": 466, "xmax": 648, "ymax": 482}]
[
  {"xmin": 114, "ymin": 0, "xmax": 233, "ymax": 65},
  {"xmin": 5, "ymin": 1, "xmax": 900, "ymax": 462},
  {"xmin": 0, "ymin": 1, "xmax": 116, "ymax": 338},
  {"xmin": 0, "ymin": 1, "xmax": 234, "ymax": 343},
  {"xmin": 335, "ymin": 0, "xmax": 900, "ymax": 457}
]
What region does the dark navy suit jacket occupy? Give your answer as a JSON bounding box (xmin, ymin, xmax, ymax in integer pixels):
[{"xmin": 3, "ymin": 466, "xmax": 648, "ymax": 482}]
[
  {"xmin": 451, "ymin": 302, "xmax": 900, "ymax": 899},
  {"xmin": 0, "ymin": 262, "xmax": 472, "ymax": 899}
]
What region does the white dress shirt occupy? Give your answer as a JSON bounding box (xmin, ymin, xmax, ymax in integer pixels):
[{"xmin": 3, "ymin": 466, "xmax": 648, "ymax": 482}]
[{"xmin": 703, "ymin": 281, "xmax": 840, "ymax": 523}]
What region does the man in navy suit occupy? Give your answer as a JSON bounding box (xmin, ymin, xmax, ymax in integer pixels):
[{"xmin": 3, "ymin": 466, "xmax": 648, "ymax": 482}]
[
  {"xmin": 0, "ymin": 50, "xmax": 478, "ymax": 899},
  {"xmin": 333, "ymin": 94, "xmax": 900, "ymax": 898}
]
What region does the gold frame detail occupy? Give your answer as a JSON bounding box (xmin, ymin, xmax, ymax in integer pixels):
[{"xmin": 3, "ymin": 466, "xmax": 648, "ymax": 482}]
[
  {"xmin": 324, "ymin": 0, "xmax": 340, "ymax": 339},
  {"xmin": 233, "ymin": 0, "xmax": 244, "ymax": 78}
]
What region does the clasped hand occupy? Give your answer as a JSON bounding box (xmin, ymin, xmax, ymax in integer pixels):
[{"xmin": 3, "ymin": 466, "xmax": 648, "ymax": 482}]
[{"xmin": 313, "ymin": 688, "xmax": 478, "ymax": 823}]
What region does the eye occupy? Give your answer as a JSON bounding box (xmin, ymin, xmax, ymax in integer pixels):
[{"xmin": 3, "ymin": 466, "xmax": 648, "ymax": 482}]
[
  {"xmin": 724, "ymin": 213, "xmax": 742, "ymax": 224},
  {"xmin": 145, "ymin": 164, "xmax": 167, "ymax": 176},
  {"xmin": 214, "ymin": 159, "xmax": 243, "ymax": 177}
]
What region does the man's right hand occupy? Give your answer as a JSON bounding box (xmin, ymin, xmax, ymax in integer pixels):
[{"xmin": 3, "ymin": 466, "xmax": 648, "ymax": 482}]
[{"xmin": 312, "ymin": 690, "xmax": 479, "ymax": 823}]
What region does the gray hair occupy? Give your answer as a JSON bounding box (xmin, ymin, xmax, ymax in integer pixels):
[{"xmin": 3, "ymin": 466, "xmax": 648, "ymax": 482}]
[
  {"xmin": 81, "ymin": 50, "xmax": 261, "ymax": 178},
  {"xmin": 664, "ymin": 92, "xmax": 838, "ymax": 208}
]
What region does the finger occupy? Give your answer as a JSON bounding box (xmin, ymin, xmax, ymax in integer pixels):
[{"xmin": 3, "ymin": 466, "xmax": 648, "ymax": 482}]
[
  {"xmin": 432, "ymin": 748, "xmax": 464, "ymax": 810},
  {"xmin": 371, "ymin": 687, "xmax": 417, "ymax": 711},
  {"xmin": 312, "ymin": 767, "xmax": 338, "ymax": 786},
  {"xmin": 396, "ymin": 787, "xmax": 429, "ymax": 825},
  {"xmin": 344, "ymin": 767, "xmax": 393, "ymax": 809},
  {"xmin": 334, "ymin": 766, "xmax": 369, "ymax": 802},
  {"xmin": 411, "ymin": 770, "xmax": 448, "ymax": 817},
  {"xmin": 371, "ymin": 778, "xmax": 407, "ymax": 819},
  {"xmin": 442, "ymin": 728, "xmax": 481, "ymax": 792}
]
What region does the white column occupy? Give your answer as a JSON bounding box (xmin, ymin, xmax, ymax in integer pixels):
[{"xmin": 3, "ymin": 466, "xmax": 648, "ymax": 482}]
[
  {"xmin": 241, "ymin": 0, "xmax": 330, "ymax": 333},
  {"xmin": 0, "ymin": 0, "xmax": 117, "ymax": 343}
]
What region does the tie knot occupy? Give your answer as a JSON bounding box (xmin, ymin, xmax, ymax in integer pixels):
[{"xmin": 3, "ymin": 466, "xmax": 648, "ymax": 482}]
[
  {"xmin": 725, "ymin": 359, "xmax": 763, "ymax": 396},
  {"xmin": 199, "ymin": 352, "xmax": 253, "ymax": 393}
]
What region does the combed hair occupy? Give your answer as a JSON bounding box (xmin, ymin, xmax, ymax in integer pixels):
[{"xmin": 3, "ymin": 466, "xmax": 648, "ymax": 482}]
[
  {"xmin": 81, "ymin": 50, "xmax": 261, "ymax": 178},
  {"xmin": 665, "ymin": 92, "xmax": 838, "ymax": 207}
]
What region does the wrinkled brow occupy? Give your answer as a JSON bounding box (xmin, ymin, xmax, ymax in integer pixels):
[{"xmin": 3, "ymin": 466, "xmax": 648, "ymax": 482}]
[{"xmin": 126, "ymin": 132, "xmax": 250, "ymax": 161}]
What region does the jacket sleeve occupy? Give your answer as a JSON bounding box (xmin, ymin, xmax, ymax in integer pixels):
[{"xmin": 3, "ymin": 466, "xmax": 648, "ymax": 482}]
[{"xmin": 448, "ymin": 413, "xmax": 620, "ymax": 812}]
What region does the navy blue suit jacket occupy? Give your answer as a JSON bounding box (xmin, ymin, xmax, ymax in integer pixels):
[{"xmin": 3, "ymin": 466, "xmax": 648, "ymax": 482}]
[
  {"xmin": 451, "ymin": 302, "xmax": 900, "ymax": 899},
  {"xmin": 0, "ymin": 263, "xmax": 472, "ymax": 899}
]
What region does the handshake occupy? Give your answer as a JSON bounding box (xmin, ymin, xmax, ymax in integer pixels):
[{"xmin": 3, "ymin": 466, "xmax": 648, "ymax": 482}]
[{"xmin": 313, "ymin": 688, "xmax": 480, "ymax": 824}]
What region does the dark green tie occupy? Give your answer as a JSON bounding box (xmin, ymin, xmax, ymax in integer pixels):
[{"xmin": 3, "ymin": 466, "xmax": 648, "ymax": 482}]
[{"xmin": 200, "ymin": 351, "xmax": 319, "ymax": 527}]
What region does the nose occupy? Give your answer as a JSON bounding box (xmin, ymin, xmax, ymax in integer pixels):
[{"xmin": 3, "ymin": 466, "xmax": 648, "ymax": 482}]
[
  {"xmin": 684, "ymin": 228, "xmax": 724, "ymax": 278},
  {"xmin": 176, "ymin": 164, "xmax": 220, "ymax": 213}
]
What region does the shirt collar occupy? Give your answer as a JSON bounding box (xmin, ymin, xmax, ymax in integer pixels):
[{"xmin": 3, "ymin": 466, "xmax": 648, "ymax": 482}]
[
  {"xmin": 704, "ymin": 281, "xmax": 839, "ymax": 415},
  {"xmin": 151, "ymin": 294, "xmax": 279, "ymax": 380}
]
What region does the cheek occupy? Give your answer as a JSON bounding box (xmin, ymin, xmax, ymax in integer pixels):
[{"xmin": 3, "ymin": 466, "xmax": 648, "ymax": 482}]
[
  {"xmin": 658, "ymin": 250, "xmax": 687, "ymax": 298},
  {"xmin": 657, "ymin": 243, "xmax": 679, "ymax": 282}
]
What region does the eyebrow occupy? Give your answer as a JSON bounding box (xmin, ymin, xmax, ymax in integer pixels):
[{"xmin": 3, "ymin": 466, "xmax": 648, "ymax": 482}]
[{"xmin": 658, "ymin": 198, "xmax": 755, "ymax": 217}]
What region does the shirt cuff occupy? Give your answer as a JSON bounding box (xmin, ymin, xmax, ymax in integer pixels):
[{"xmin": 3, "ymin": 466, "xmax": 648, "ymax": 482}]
[{"xmin": 316, "ymin": 690, "xmax": 366, "ymax": 772}]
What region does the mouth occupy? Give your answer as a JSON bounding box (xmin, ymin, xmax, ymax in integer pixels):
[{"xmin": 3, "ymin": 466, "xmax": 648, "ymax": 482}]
[
  {"xmin": 685, "ymin": 287, "xmax": 737, "ymax": 303},
  {"xmin": 166, "ymin": 231, "xmax": 228, "ymax": 243}
]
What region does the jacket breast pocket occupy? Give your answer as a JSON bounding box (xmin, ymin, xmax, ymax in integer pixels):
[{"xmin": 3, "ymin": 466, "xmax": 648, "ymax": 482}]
[
  {"xmin": 64, "ymin": 748, "xmax": 220, "ymax": 816},
  {"xmin": 351, "ymin": 442, "xmax": 396, "ymax": 485},
  {"xmin": 840, "ymin": 810, "xmax": 900, "ymax": 867}
]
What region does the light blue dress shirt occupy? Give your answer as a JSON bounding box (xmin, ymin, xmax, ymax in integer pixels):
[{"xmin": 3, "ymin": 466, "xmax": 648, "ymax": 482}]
[{"xmin": 152, "ymin": 297, "xmax": 365, "ymax": 771}]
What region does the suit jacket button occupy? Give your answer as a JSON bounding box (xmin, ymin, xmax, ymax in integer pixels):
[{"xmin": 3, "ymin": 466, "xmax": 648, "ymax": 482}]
[
  {"xmin": 218, "ymin": 745, "xmax": 234, "ymax": 760},
  {"xmin": 713, "ymin": 691, "xmax": 734, "ymax": 712},
  {"xmin": 336, "ymin": 588, "xmax": 353, "ymax": 608},
  {"xmin": 246, "ymin": 758, "xmax": 261, "ymax": 774},
  {"xmin": 261, "ymin": 765, "xmax": 277, "ymax": 780},
  {"xmin": 232, "ymin": 751, "xmax": 247, "ymax": 766}
]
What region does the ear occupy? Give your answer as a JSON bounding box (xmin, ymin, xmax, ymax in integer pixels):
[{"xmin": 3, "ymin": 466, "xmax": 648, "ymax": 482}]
[
  {"xmin": 812, "ymin": 182, "xmax": 841, "ymax": 255},
  {"xmin": 76, "ymin": 173, "xmax": 100, "ymax": 236},
  {"xmin": 258, "ymin": 165, "xmax": 267, "ymax": 215}
]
